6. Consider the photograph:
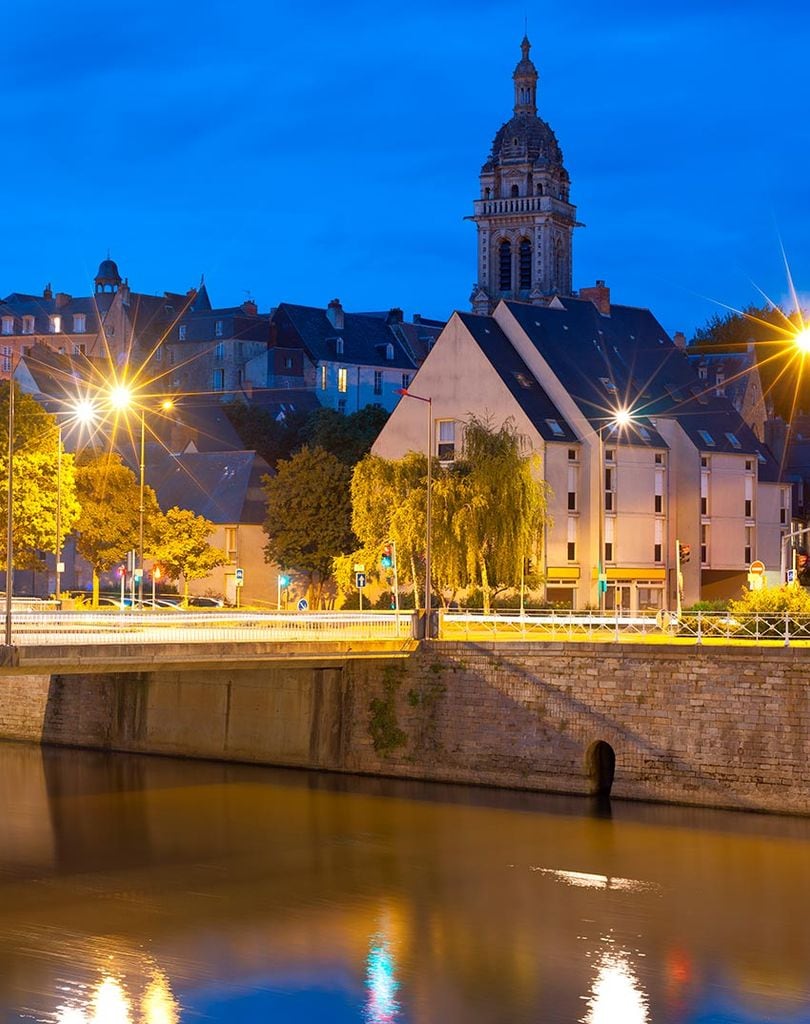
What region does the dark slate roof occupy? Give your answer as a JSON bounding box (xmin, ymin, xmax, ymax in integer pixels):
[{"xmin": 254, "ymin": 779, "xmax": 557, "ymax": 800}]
[
  {"xmin": 273, "ymin": 303, "xmax": 420, "ymax": 370},
  {"xmin": 685, "ymin": 349, "xmax": 758, "ymax": 411},
  {"xmin": 243, "ymin": 387, "xmax": 322, "ymax": 421},
  {"xmin": 503, "ymin": 298, "xmax": 779, "ymax": 476},
  {"xmin": 0, "ymin": 292, "xmax": 114, "ymax": 334},
  {"xmin": 147, "ymin": 450, "xmax": 271, "ymax": 525},
  {"xmin": 165, "ymin": 397, "xmax": 247, "ymax": 452},
  {"xmin": 456, "ymin": 312, "xmax": 577, "ymax": 442},
  {"xmin": 171, "ymin": 307, "xmax": 271, "ymax": 344}
]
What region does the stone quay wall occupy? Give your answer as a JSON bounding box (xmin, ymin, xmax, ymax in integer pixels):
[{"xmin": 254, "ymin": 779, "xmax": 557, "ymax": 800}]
[{"xmin": 0, "ymin": 641, "xmax": 808, "ymax": 814}]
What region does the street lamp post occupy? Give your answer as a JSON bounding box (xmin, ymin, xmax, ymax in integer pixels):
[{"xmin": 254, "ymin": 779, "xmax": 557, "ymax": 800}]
[
  {"xmin": 4, "ymin": 369, "xmax": 14, "ymax": 646},
  {"xmin": 396, "ymin": 389, "xmax": 433, "ymax": 637},
  {"xmin": 595, "ymin": 408, "xmax": 635, "ymax": 613},
  {"xmin": 138, "ymin": 411, "xmax": 145, "ymax": 606},
  {"xmin": 55, "ymin": 424, "xmax": 62, "ymax": 602}
]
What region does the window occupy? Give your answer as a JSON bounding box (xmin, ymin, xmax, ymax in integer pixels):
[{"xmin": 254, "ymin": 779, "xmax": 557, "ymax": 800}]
[
  {"xmin": 567, "ymin": 517, "xmax": 576, "ymax": 562},
  {"xmin": 545, "ymin": 418, "xmax": 564, "ymax": 436},
  {"xmin": 337, "ymin": 398, "xmax": 347, "ymax": 414},
  {"xmin": 604, "ymin": 516, "xmax": 614, "ymax": 563},
  {"xmin": 654, "ymin": 468, "xmax": 664, "ymax": 514},
  {"xmin": 212, "ymin": 368, "xmax": 225, "ymax": 391},
  {"xmin": 374, "ymin": 370, "xmax": 383, "ymax": 395},
  {"xmin": 1, "ymin": 317, "xmax": 13, "ymax": 335},
  {"xmin": 654, "ymin": 452, "xmax": 664, "ymax": 465},
  {"xmin": 49, "ymin": 315, "xmax": 61, "ymax": 333},
  {"xmin": 73, "ymin": 313, "xmax": 86, "ymax": 333},
  {"xmin": 599, "ymin": 377, "xmax": 617, "ymax": 393},
  {"xmin": 697, "ymin": 429, "xmax": 715, "ymax": 447},
  {"xmin": 701, "ymin": 524, "xmax": 708, "ymax": 565},
  {"xmin": 437, "ymin": 420, "xmax": 456, "ymax": 461},
  {"xmin": 385, "ymin": 343, "xmax": 394, "ymax": 361},
  {"xmin": 320, "ymin": 365, "xmax": 327, "ymax": 391},
  {"xmin": 725, "ymin": 432, "xmax": 741, "ymax": 449},
  {"xmin": 605, "ymin": 448, "xmax": 615, "ymax": 462},
  {"xmin": 701, "ymin": 470, "xmax": 709, "ymax": 516},
  {"xmin": 745, "ymin": 459, "xmax": 753, "ymax": 471},
  {"xmin": 637, "ymin": 425, "xmax": 651, "ymax": 441},
  {"xmin": 698, "ymin": 366, "xmax": 708, "ymax": 380},
  {"xmin": 215, "ymin": 342, "xmax": 225, "ymax": 360},
  {"xmin": 744, "ymin": 476, "xmax": 753, "ymax": 519},
  {"xmin": 498, "ymin": 240, "xmax": 512, "ymax": 291},
  {"xmin": 567, "ymin": 542, "xmax": 576, "ymax": 560},
  {"xmin": 178, "ymin": 324, "xmax": 187, "ymax": 341},
  {"xmin": 654, "ymin": 519, "xmax": 663, "ymax": 563},
  {"xmin": 284, "ymin": 356, "xmax": 293, "ymax": 369},
  {"xmin": 518, "ymin": 238, "xmax": 532, "ymax": 290},
  {"xmin": 22, "ymin": 316, "xmax": 34, "ymax": 335},
  {"xmin": 336, "ymin": 338, "xmax": 344, "ymax": 355},
  {"xmin": 225, "ymin": 527, "xmax": 237, "ymax": 562},
  {"xmin": 215, "ymin": 320, "xmax": 224, "ymax": 337},
  {"xmin": 701, "ymin": 456, "xmax": 709, "ymax": 467},
  {"xmin": 604, "ymin": 465, "xmax": 614, "ymax": 512},
  {"xmin": 567, "ymin": 464, "xmax": 577, "ymax": 511},
  {"xmin": 72, "ymin": 343, "xmax": 86, "ymax": 355},
  {"xmin": 568, "ymin": 448, "xmax": 577, "ymax": 461},
  {"xmin": 745, "ymin": 526, "xmax": 753, "ymax": 565},
  {"xmin": 337, "ymin": 367, "xmax": 348, "ymax": 393},
  {"xmin": 401, "ymin": 373, "xmax": 410, "ymax": 390},
  {"xmin": 0, "ymin": 347, "xmax": 10, "ymax": 373}
]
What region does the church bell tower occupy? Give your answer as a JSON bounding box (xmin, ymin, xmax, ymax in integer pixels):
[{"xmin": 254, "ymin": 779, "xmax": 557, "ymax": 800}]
[{"xmin": 469, "ymin": 37, "xmax": 580, "ymax": 314}]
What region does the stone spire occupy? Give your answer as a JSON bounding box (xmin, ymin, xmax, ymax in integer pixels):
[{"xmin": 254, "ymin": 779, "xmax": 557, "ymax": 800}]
[{"xmin": 513, "ymin": 35, "xmax": 538, "ymax": 116}]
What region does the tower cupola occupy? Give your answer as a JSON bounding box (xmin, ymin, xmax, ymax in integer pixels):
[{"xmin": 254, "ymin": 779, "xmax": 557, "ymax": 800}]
[{"xmin": 513, "ymin": 35, "xmax": 538, "ymax": 115}]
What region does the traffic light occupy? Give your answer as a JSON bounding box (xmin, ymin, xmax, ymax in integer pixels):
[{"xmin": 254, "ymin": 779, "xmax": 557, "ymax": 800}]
[
  {"xmin": 116, "ymin": 566, "xmax": 125, "ymax": 579},
  {"xmin": 679, "ymin": 543, "xmax": 691, "ymax": 564},
  {"xmin": 381, "ymin": 544, "xmax": 393, "ymax": 569}
]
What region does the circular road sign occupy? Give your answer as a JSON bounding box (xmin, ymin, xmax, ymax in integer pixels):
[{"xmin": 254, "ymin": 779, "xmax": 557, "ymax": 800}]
[
  {"xmin": 749, "ymin": 560, "xmax": 766, "ymax": 575},
  {"xmin": 297, "ymin": 598, "xmax": 309, "ymax": 611}
]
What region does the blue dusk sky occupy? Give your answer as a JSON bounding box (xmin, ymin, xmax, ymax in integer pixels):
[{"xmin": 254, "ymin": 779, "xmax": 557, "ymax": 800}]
[{"xmin": 2, "ymin": 0, "xmax": 808, "ymax": 337}]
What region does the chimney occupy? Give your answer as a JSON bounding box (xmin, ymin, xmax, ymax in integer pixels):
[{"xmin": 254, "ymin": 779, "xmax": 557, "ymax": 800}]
[
  {"xmin": 673, "ymin": 331, "xmax": 687, "ymax": 351},
  {"xmin": 43, "ymin": 283, "xmax": 53, "ymax": 301},
  {"xmin": 386, "ymin": 307, "xmax": 404, "ymax": 325},
  {"xmin": 242, "ymin": 299, "xmax": 258, "ymax": 316},
  {"xmin": 55, "ymin": 292, "xmax": 72, "ymax": 309},
  {"xmin": 326, "ymin": 298, "xmax": 344, "ymax": 330},
  {"xmin": 580, "ymin": 279, "xmax": 610, "ymax": 315},
  {"xmin": 413, "ymin": 313, "xmax": 422, "ymax": 324}
]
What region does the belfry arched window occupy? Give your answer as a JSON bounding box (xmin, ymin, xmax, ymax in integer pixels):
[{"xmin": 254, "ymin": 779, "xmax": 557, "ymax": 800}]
[
  {"xmin": 554, "ymin": 237, "xmax": 564, "ymax": 290},
  {"xmin": 511, "ymin": 184, "xmax": 519, "ymax": 198},
  {"xmin": 499, "ymin": 240, "xmax": 512, "ymax": 292},
  {"xmin": 519, "ymin": 239, "xmax": 532, "ymax": 291}
]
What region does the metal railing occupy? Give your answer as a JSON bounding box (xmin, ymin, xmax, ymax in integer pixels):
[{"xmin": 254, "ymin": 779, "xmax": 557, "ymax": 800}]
[
  {"xmin": 439, "ymin": 609, "xmax": 810, "ymax": 647},
  {"xmin": 5, "ymin": 610, "xmax": 414, "ymax": 646}
]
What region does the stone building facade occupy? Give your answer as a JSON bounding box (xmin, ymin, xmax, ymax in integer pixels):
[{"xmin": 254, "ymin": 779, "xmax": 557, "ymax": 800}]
[{"xmin": 469, "ymin": 38, "xmax": 579, "ymax": 314}]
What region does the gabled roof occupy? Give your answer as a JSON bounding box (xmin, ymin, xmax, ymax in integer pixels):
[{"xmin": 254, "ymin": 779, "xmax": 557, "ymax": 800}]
[
  {"xmin": 243, "ymin": 387, "xmax": 322, "ymax": 421},
  {"xmin": 455, "ymin": 312, "xmax": 577, "ymax": 442},
  {"xmin": 273, "ymin": 303, "xmax": 420, "ymax": 370},
  {"xmin": 503, "ymin": 298, "xmax": 778, "ymax": 472},
  {"xmin": 147, "ymin": 450, "xmax": 271, "ymax": 525}
]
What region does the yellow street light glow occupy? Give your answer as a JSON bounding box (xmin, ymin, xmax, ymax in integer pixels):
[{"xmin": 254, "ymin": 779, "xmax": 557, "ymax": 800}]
[
  {"xmin": 73, "ymin": 398, "xmax": 98, "ymax": 425},
  {"xmin": 794, "ymin": 327, "xmax": 810, "ymax": 354},
  {"xmin": 109, "ymin": 384, "xmax": 133, "ymax": 411},
  {"xmin": 160, "ymin": 398, "xmax": 174, "ymax": 411},
  {"xmin": 612, "ymin": 407, "xmax": 634, "ymax": 428}
]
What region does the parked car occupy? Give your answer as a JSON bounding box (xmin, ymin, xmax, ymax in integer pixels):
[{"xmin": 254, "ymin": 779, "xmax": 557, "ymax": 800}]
[{"xmin": 186, "ymin": 596, "xmax": 225, "ymax": 608}]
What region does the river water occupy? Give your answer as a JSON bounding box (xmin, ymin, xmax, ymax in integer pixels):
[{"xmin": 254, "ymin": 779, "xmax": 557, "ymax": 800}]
[{"xmin": 1, "ymin": 741, "xmax": 809, "ymax": 1023}]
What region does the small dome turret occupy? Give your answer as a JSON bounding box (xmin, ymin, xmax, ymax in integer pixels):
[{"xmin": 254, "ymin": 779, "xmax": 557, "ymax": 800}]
[{"xmin": 95, "ymin": 255, "xmax": 122, "ymax": 294}]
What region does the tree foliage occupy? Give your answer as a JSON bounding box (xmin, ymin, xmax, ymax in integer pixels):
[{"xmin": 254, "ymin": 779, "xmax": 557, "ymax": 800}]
[
  {"xmin": 225, "ymin": 401, "xmax": 389, "ymax": 470},
  {"xmin": 74, "ymin": 452, "xmax": 160, "ymax": 605},
  {"xmin": 262, "ymin": 445, "xmax": 355, "ymax": 606},
  {"xmin": 0, "ymin": 383, "xmax": 80, "ymax": 570},
  {"xmin": 691, "ymin": 304, "xmax": 809, "ymax": 418},
  {"xmin": 149, "ymin": 507, "xmax": 227, "ymax": 605},
  {"xmin": 348, "ymin": 417, "xmax": 549, "ymax": 611}
]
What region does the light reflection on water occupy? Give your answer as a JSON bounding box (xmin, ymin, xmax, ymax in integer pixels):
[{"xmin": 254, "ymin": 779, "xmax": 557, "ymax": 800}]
[{"xmin": 3, "ymin": 742, "xmax": 810, "ymax": 1023}]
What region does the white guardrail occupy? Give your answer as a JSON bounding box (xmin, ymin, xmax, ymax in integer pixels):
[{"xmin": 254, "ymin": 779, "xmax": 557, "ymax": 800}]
[
  {"xmin": 439, "ymin": 609, "xmax": 810, "ymax": 646},
  {"xmin": 4, "ymin": 610, "xmax": 414, "ymax": 646}
]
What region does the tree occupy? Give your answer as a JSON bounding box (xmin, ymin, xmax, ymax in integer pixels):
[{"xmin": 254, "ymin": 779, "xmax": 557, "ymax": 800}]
[
  {"xmin": 148, "ymin": 507, "xmax": 227, "ymax": 605},
  {"xmin": 0, "ymin": 382, "xmax": 80, "ymax": 571},
  {"xmin": 74, "ymin": 452, "xmax": 160, "ymax": 606},
  {"xmin": 691, "ymin": 304, "xmax": 809, "ymax": 418},
  {"xmin": 299, "ymin": 405, "xmax": 390, "ymax": 465},
  {"xmin": 224, "ymin": 401, "xmax": 307, "ymax": 469},
  {"xmin": 263, "ymin": 446, "xmax": 355, "ymax": 606},
  {"xmin": 349, "ymin": 417, "xmax": 549, "ymax": 612}
]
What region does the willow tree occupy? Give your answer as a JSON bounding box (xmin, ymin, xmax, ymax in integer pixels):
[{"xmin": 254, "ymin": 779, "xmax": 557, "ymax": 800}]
[
  {"xmin": 449, "ymin": 416, "xmax": 548, "ymax": 611},
  {"xmin": 0, "ymin": 382, "xmax": 80, "ymax": 571}
]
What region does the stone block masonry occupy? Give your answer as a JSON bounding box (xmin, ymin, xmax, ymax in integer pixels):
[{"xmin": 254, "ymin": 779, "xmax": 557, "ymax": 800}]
[{"xmin": 0, "ymin": 642, "xmax": 808, "ymax": 815}]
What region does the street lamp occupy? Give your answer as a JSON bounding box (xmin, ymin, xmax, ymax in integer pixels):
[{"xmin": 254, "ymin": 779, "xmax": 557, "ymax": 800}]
[
  {"xmin": 596, "ymin": 407, "xmax": 636, "ymax": 613},
  {"xmin": 794, "ymin": 327, "xmax": 810, "ymax": 354},
  {"xmin": 396, "ymin": 388, "xmax": 433, "ymax": 637},
  {"xmin": 4, "ymin": 367, "xmax": 15, "ymax": 646}
]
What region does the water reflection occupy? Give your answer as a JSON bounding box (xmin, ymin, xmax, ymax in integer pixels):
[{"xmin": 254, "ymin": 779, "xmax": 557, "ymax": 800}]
[
  {"xmin": 581, "ymin": 942, "xmax": 649, "ymax": 1024},
  {"xmin": 55, "ymin": 971, "xmax": 179, "ymax": 1024},
  {"xmin": 365, "ymin": 938, "xmax": 400, "ymax": 1023}
]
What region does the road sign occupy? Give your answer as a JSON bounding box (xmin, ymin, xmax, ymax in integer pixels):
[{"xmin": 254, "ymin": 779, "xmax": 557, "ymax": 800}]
[
  {"xmin": 355, "ymin": 572, "xmax": 367, "ymax": 589},
  {"xmin": 353, "ymin": 563, "xmax": 366, "ymax": 572},
  {"xmin": 297, "ymin": 598, "xmax": 309, "ymax": 611},
  {"xmin": 787, "ymin": 568, "xmax": 796, "ymax": 584},
  {"xmin": 235, "ymin": 567, "xmax": 244, "ymax": 586},
  {"xmin": 749, "ymin": 560, "xmax": 766, "ymax": 575}
]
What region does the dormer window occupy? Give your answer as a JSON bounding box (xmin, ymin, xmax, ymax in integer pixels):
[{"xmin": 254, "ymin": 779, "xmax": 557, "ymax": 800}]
[
  {"xmin": 1, "ymin": 317, "xmax": 13, "ymax": 336},
  {"xmin": 178, "ymin": 324, "xmax": 187, "ymax": 341},
  {"xmin": 49, "ymin": 315, "xmax": 61, "ymax": 334},
  {"xmin": 697, "ymin": 430, "xmax": 715, "ymax": 447},
  {"xmin": 545, "ymin": 418, "xmax": 564, "ymax": 437},
  {"xmin": 22, "ymin": 316, "xmax": 34, "ymax": 335},
  {"xmin": 725, "ymin": 432, "xmax": 742, "ymax": 449},
  {"xmin": 215, "ymin": 320, "xmax": 224, "ymax": 337},
  {"xmin": 599, "ymin": 377, "xmax": 617, "ymax": 392},
  {"xmin": 73, "ymin": 313, "xmax": 86, "ymax": 333},
  {"xmin": 336, "ymin": 338, "xmax": 344, "ymax": 355},
  {"xmin": 385, "ymin": 343, "xmax": 394, "ymax": 360}
]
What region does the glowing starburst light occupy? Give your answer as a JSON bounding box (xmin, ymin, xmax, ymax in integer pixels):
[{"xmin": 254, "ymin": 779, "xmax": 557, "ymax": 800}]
[
  {"xmin": 794, "ymin": 326, "xmax": 810, "ymax": 354},
  {"xmin": 73, "ymin": 398, "xmax": 99, "ymax": 425},
  {"xmin": 612, "ymin": 407, "xmax": 634, "ymax": 428},
  {"xmin": 109, "ymin": 384, "xmax": 134, "ymax": 411}
]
